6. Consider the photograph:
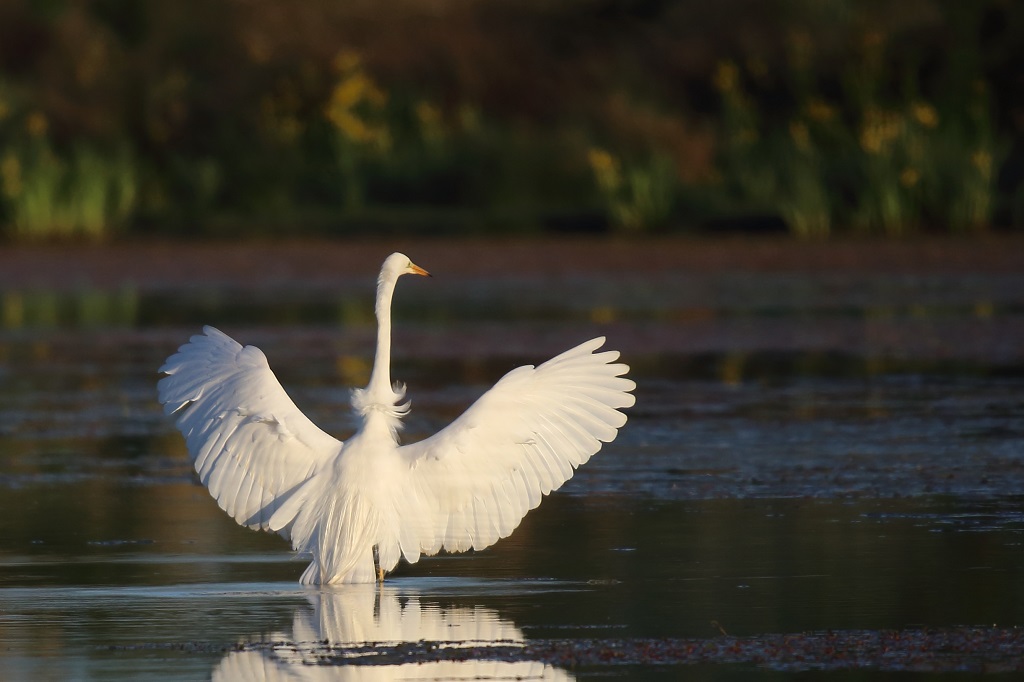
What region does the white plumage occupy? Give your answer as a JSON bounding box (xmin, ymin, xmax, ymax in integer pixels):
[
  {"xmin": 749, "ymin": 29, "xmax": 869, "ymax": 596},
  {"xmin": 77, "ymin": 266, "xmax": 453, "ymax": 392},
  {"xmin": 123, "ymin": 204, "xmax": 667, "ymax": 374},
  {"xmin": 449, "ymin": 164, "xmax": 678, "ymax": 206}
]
[{"xmin": 158, "ymin": 252, "xmax": 635, "ymax": 584}]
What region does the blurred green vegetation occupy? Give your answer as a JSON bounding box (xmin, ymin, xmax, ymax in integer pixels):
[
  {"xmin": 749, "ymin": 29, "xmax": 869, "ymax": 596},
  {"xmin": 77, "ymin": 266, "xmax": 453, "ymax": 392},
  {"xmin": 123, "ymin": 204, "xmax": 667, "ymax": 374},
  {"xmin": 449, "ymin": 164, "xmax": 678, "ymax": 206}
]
[{"xmin": 0, "ymin": 0, "xmax": 1022, "ymax": 239}]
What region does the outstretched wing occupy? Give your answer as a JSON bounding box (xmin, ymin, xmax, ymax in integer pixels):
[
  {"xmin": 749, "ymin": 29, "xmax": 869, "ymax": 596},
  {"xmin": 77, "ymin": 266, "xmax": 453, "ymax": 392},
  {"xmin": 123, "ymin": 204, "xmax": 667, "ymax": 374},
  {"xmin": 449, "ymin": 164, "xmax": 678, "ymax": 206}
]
[
  {"xmin": 389, "ymin": 337, "xmax": 634, "ymax": 565},
  {"xmin": 157, "ymin": 326, "xmax": 342, "ymax": 536}
]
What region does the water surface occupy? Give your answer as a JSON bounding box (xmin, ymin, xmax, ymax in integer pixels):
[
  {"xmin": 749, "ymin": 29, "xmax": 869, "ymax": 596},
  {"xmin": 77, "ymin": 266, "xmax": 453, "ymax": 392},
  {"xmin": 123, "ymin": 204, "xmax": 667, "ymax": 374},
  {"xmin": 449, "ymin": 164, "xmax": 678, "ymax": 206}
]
[{"xmin": 1, "ymin": 246, "xmax": 1023, "ymax": 679}]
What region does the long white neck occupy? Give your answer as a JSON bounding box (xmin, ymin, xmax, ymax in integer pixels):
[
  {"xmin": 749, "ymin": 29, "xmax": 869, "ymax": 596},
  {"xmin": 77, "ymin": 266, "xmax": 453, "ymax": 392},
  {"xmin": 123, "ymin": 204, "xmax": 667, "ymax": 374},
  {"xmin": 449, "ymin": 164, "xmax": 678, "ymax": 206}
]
[
  {"xmin": 365, "ymin": 273, "xmax": 397, "ymax": 401},
  {"xmin": 350, "ymin": 261, "xmax": 412, "ymax": 441}
]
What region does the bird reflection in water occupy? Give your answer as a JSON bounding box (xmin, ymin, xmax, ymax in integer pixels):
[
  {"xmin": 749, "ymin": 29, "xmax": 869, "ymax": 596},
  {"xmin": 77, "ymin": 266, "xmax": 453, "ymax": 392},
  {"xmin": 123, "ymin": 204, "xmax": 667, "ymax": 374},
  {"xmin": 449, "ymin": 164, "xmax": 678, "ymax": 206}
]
[{"xmin": 213, "ymin": 584, "xmax": 573, "ymax": 681}]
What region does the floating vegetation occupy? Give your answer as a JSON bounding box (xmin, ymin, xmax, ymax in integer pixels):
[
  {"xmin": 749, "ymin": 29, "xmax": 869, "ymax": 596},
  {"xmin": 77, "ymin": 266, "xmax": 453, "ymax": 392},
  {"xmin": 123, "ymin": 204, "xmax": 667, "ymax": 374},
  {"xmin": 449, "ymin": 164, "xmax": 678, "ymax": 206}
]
[
  {"xmin": 220, "ymin": 627, "xmax": 1024, "ymax": 673},
  {"xmin": 0, "ymin": 287, "xmax": 138, "ymax": 329}
]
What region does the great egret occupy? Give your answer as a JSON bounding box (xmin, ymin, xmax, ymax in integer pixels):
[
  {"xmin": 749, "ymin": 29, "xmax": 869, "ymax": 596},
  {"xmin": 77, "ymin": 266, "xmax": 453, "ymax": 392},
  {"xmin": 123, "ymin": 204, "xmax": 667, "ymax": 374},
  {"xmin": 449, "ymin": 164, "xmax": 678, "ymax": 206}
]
[{"xmin": 158, "ymin": 252, "xmax": 635, "ymax": 584}]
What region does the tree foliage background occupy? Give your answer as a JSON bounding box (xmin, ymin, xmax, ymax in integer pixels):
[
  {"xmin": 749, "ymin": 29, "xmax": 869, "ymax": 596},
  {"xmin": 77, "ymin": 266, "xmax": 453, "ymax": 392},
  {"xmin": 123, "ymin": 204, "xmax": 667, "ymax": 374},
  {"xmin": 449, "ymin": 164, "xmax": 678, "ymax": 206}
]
[{"xmin": 0, "ymin": 0, "xmax": 1022, "ymax": 238}]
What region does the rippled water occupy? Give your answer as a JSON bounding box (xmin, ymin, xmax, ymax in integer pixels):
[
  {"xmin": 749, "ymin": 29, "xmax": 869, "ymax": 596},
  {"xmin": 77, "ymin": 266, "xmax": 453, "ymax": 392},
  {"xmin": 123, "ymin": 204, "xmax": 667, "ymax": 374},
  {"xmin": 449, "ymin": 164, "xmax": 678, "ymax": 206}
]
[{"xmin": 1, "ymin": 249, "xmax": 1023, "ymax": 679}]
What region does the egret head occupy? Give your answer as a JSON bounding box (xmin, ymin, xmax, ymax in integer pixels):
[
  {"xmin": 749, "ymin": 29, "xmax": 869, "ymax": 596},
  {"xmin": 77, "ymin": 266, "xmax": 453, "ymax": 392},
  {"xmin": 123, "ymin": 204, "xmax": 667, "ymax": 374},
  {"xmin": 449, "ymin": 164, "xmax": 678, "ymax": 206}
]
[{"xmin": 381, "ymin": 252, "xmax": 431, "ymax": 283}]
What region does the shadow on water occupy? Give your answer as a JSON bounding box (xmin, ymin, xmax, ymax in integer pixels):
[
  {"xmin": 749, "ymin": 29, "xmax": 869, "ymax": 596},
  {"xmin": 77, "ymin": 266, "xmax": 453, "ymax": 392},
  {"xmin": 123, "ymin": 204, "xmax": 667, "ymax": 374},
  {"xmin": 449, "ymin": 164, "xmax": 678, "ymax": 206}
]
[{"xmin": 1, "ymin": 258, "xmax": 1024, "ymax": 678}]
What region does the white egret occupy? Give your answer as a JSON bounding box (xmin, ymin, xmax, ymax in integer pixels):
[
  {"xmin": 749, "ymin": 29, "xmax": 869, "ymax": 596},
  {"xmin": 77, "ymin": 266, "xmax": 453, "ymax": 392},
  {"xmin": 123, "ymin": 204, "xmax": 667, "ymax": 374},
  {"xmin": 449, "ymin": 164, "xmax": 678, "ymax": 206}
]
[{"xmin": 158, "ymin": 252, "xmax": 635, "ymax": 584}]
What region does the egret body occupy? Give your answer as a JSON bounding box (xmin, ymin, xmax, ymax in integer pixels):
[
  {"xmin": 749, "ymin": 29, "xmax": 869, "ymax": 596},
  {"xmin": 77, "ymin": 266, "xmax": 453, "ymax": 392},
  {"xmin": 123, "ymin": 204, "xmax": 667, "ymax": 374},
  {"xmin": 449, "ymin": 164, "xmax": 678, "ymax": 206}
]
[{"xmin": 158, "ymin": 253, "xmax": 635, "ymax": 584}]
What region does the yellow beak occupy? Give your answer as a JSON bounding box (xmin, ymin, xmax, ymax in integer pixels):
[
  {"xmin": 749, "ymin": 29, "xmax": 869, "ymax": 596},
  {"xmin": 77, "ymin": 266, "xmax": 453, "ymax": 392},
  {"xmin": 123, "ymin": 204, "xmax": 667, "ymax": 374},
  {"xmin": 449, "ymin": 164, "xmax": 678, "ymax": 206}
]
[{"xmin": 409, "ymin": 263, "xmax": 431, "ymax": 277}]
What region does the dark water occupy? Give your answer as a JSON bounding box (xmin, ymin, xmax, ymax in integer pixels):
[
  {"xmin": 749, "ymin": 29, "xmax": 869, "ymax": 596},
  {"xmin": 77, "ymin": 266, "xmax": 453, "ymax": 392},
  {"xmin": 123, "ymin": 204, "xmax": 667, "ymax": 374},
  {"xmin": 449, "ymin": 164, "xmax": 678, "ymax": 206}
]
[{"xmin": 1, "ymin": 262, "xmax": 1024, "ymax": 679}]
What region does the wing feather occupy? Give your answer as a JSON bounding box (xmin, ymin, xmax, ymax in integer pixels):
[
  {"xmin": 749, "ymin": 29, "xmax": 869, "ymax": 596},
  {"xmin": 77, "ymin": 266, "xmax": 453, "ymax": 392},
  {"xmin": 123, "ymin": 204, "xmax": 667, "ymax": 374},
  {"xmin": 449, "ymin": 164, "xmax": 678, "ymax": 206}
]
[
  {"xmin": 391, "ymin": 336, "xmax": 634, "ymax": 560},
  {"xmin": 157, "ymin": 326, "xmax": 341, "ymax": 536}
]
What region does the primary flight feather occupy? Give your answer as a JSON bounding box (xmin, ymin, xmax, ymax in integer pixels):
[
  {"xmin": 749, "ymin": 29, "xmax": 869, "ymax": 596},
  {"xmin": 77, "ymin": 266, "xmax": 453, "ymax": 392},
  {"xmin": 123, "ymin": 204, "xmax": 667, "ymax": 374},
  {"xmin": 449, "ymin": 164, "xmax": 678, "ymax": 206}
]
[{"xmin": 158, "ymin": 252, "xmax": 635, "ymax": 584}]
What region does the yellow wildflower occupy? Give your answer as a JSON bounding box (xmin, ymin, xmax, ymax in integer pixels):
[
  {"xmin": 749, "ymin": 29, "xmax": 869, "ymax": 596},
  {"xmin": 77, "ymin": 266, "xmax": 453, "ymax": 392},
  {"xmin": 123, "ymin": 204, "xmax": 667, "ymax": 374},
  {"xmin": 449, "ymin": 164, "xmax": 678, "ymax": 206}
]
[
  {"xmin": 415, "ymin": 101, "xmax": 441, "ymax": 128},
  {"xmin": 587, "ymin": 148, "xmax": 620, "ymax": 192},
  {"xmin": 587, "ymin": 148, "xmax": 615, "ymax": 173},
  {"xmin": 329, "ymin": 111, "xmax": 374, "ymax": 143},
  {"xmin": 713, "ymin": 61, "xmax": 739, "ymax": 93},
  {"xmin": 329, "ymin": 73, "xmax": 376, "ymax": 111},
  {"xmin": 805, "ymin": 99, "xmax": 836, "ymax": 123},
  {"xmin": 1, "ymin": 153, "xmax": 22, "ymax": 198},
  {"xmin": 859, "ymin": 109, "xmax": 902, "ymax": 155},
  {"xmin": 26, "ymin": 111, "xmax": 48, "ymax": 137},
  {"xmin": 789, "ymin": 120, "xmax": 811, "ymax": 152},
  {"xmin": 911, "ymin": 102, "xmax": 939, "ymax": 128},
  {"xmin": 323, "ymin": 63, "xmax": 389, "ymax": 146},
  {"xmin": 971, "ymin": 150, "xmax": 992, "ymax": 180},
  {"xmin": 416, "ymin": 101, "xmax": 445, "ymax": 144}
]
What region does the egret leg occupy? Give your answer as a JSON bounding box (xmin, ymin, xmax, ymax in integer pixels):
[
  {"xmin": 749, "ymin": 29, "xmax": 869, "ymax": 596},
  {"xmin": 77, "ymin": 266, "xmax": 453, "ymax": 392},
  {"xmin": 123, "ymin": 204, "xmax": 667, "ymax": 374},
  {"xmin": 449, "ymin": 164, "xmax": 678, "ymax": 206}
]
[{"xmin": 372, "ymin": 545, "xmax": 385, "ymax": 583}]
